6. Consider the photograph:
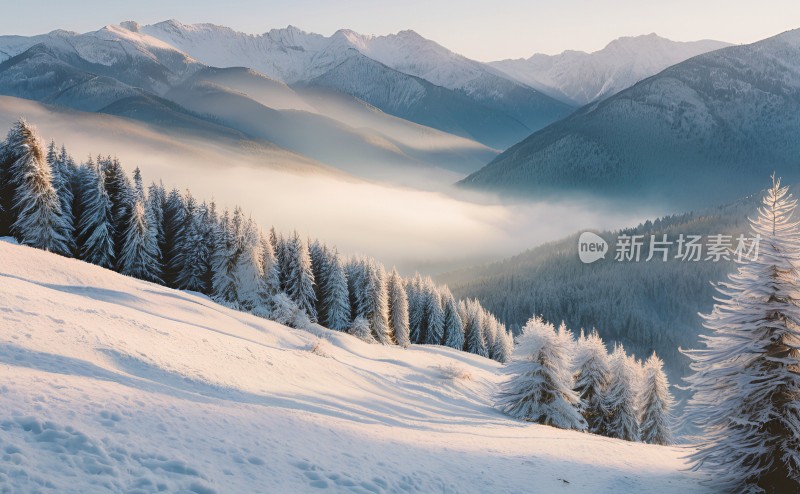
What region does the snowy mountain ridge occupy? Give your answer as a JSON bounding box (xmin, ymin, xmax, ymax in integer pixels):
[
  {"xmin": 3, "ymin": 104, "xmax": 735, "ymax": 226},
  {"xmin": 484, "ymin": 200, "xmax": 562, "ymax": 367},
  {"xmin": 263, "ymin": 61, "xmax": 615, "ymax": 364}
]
[
  {"xmin": 0, "ymin": 239, "xmax": 709, "ymax": 493},
  {"xmin": 490, "ymin": 33, "xmax": 731, "ymax": 104}
]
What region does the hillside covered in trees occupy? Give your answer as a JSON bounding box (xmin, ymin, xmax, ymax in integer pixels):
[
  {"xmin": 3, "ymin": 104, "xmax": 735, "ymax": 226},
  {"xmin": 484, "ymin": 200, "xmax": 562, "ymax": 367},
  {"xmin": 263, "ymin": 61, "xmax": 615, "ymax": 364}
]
[{"xmin": 0, "ymin": 118, "xmax": 513, "ymax": 362}]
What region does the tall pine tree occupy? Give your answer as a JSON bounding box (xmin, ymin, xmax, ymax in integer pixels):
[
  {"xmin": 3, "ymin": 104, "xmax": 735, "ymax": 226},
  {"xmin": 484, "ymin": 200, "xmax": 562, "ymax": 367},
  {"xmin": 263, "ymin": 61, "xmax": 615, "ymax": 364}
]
[{"xmin": 683, "ymin": 177, "xmax": 800, "ymax": 493}]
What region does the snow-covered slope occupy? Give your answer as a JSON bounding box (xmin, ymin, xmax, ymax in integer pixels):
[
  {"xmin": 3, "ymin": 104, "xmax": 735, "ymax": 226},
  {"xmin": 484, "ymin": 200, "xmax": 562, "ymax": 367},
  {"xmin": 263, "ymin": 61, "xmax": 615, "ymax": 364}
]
[
  {"xmin": 0, "ymin": 240, "xmax": 707, "ymax": 493},
  {"xmin": 462, "ymin": 29, "xmax": 800, "ymax": 207},
  {"xmin": 491, "ymin": 34, "xmax": 730, "ymax": 105}
]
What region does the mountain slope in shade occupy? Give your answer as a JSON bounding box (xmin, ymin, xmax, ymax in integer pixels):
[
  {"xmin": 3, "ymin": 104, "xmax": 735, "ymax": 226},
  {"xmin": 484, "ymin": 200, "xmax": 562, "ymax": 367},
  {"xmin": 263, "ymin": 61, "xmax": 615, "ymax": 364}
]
[
  {"xmin": 491, "ymin": 34, "xmax": 730, "ymax": 105},
  {"xmin": 140, "ymin": 20, "xmax": 574, "ymax": 148},
  {"xmin": 461, "ymin": 29, "xmax": 800, "ymax": 208},
  {"xmin": 0, "ymin": 239, "xmax": 710, "ymax": 493}
]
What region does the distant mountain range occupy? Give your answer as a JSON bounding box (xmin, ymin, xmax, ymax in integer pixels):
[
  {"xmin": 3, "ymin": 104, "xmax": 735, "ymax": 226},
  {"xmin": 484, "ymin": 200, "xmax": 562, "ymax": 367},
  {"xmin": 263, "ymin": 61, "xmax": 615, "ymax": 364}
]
[
  {"xmin": 490, "ymin": 34, "xmax": 730, "ymax": 105},
  {"xmin": 0, "ymin": 20, "xmax": 735, "ymax": 186},
  {"xmin": 462, "ymin": 29, "xmax": 800, "ymax": 208}
]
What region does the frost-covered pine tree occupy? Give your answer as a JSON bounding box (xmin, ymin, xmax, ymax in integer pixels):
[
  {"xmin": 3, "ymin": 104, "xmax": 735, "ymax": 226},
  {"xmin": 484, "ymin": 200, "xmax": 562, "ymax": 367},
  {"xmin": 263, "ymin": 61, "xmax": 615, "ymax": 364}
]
[
  {"xmin": 424, "ymin": 281, "xmax": 445, "ymax": 345},
  {"xmin": 683, "ymin": 177, "xmax": 800, "ymax": 493},
  {"xmin": 639, "ymin": 352, "xmax": 673, "ymax": 446},
  {"xmin": 498, "ymin": 316, "xmax": 586, "ymax": 430},
  {"xmin": 349, "ymin": 315, "xmax": 376, "ymax": 344},
  {"xmin": 284, "ymin": 231, "xmax": 317, "ymax": 322},
  {"xmin": 48, "ymin": 142, "xmax": 76, "ymax": 254},
  {"xmin": 322, "ymin": 247, "xmax": 351, "ymax": 331},
  {"xmin": 118, "ymin": 167, "xmax": 161, "ymax": 282},
  {"xmin": 211, "ymin": 209, "xmax": 240, "ymax": 307},
  {"xmin": 441, "ymin": 287, "xmax": 464, "ymax": 351},
  {"xmin": 77, "ymin": 160, "xmax": 115, "ymax": 269},
  {"xmin": 235, "ymin": 219, "xmax": 267, "ymax": 312},
  {"xmin": 7, "ymin": 120, "xmax": 69, "ymax": 254},
  {"xmin": 147, "ymin": 182, "xmax": 166, "ymax": 263},
  {"xmin": 406, "ymin": 274, "xmax": 424, "ymax": 343},
  {"xmin": 258, "ymin": 230, "xmax": 280, "ymax": 311},
  {"xmin": 309, "ymin": 239, "xmax": 328, "ymax": 323},
  {"xmin": 100, "ymin": 157, "xmax": 133, "ymax": 266},
  {"xmin": 492, "ymin": 320, "xmax": 514, "ymax": 364},
  {"xmin": 360, "ymin": 259, "xmax": 392, "ymax": 345},
  {"xmin": 573, "ymin": 330, "xmax": 611, "ymax": 434},
  {"xmin": 602, "ymin": 345, "xmax": 641, "ymax": 442},
  {"xmin": 464, "ymin": 299, "xmax": 488, "ymax": 357},
  {"xmin": 161, "ymin": 188, "xmax": 186, "ymax": 287},
  {"xmin": 388, "ymin": 268, "xmax": 410, "ymax": 348},
  {"xmin": 175, "ymin": 196, "xmax": 210, "ymax": 292}
]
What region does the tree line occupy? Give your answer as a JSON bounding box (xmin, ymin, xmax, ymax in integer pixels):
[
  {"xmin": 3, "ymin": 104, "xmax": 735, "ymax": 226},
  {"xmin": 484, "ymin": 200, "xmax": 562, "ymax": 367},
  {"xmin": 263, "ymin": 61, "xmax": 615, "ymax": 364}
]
[
  {"xmin": 498, "ymin": 316, "xmax": 674, "ymax": 445},
  {"xmin": 0, "ymin": 119, "xmax": 513, "ymax": 361}
]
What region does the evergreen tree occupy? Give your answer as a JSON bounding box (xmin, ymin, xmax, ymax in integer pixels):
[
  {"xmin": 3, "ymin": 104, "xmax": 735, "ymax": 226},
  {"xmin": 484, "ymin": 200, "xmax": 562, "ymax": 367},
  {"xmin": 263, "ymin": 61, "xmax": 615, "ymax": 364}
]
[
  {"xmin": 284, "ymin": 231, "xmax": 317, "ymax": 322},
  {"xmin": 258, "ymin": 230, "xmax": 280, "ymax": 309},
  {"xmin": 349, "ymin": 316, "xmax": 376, "ymax": 344},
  {"xmin": 235, "ymin": 219, "xmax": 267, "ymax": 311},
  {"xmin": 101, "ymin": 157, "xmax": 133, "ymax": 266},
  {"xmin": 147, "ymin": 182, "xmax": 166, "ymax": 265},
  {"xmin": 77, "ymin": 161, "xmax": 115, "ymax": 268},
  {"xmin": 424, "ymin": 281, "xmax": 445, "ymax": 345},
  {"xmin": 388, "ymin": 268, "xmax": 410, "ymax": 348},
  {"xmin": 442, "ymin": 287, "xmax": 464, "ymax": 351},
  {"xmin": 309, "ymin": 239, "xmax": 328, "ymax": 323},
  {"xmin": 498, "ymin": 316, "xmax": 586, "ymax": 430},
  {"xmin": 161, "ymin": 188, "xmax": 186, "ymax": 287},
  {"xmin": 357, "ymin": 259, "xmax": 391, "ymax": 344},
  {"xmin": 406, "ymin": 274, "xmax": 424, "ymax": 343},
  {"xmin": 48, "ymin": 142, "xmax": 76, "ymax": 254},
  {"xmin": 211, "ymin": 209, "xmax": 240, "ymax": 307},
  {"xmin": 683, "ymin": 177, "xmax": 800, "ymax": 493},
  {"xmin": 639, "ymin": 352, "xmax": 673, "ymax": 446},
  {"xmin": 175, "ymin": 197, "xmax": 210, "ymax": 292},
  {"xmin": 603, "ymin": 345, "xmax": 641, "ymax": 442},
  {"xmin": 573, "ymin": 330, "xmax": 611, "ymax": 434},
  {"xmin": 119, "ymin": 167, "xmax": 161, "ymax": 282},
  {"xmin": 464, "ymin": 299, "xmax": 488, "ymax": 357},
  {"xmin": 322, "ymin": 248, "xmax": 351, "ymax": 331},
  {"xmin": 7, "ymin": 121, "xmax": 69, "ymax": 254},
  {"xmin": 491, "ymin": 321, "xmax": 512, "ymax": 363}
]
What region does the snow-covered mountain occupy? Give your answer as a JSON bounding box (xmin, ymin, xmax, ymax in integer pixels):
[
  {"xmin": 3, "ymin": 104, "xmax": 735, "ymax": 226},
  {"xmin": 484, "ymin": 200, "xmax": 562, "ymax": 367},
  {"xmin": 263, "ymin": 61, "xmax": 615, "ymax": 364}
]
[
  {"xmin": 461, "ymin": 29, "xmax": 800, "ymax": 207},
  {"xmin": 0, "ymin": 23, "xmax": 499, "ymax": 185},
  {"xmin": 140, "ymin": 20, "xmax": 574, "ymax": 148},
  {"xmin": 490, "ymin": 34, "xmax": 730, "ymax": 105},
  {"xmin": 0, "ymin": 238, "xmax": 709, "ymax": 493}
]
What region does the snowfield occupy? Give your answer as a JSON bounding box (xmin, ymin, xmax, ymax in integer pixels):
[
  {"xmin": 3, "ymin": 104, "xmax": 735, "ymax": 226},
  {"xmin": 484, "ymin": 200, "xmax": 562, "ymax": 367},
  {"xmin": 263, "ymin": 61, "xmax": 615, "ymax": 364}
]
[{"xmin": 0, "ymin": 240, "xmax": 708, "ymax": 493}]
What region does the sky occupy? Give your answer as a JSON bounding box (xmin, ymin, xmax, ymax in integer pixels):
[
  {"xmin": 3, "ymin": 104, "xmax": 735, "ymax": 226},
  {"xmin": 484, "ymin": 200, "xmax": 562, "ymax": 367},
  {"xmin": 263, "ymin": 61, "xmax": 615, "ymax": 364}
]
[{"xmin": 2, "ymin": 0, "xmax": 799, "ymax": 61}]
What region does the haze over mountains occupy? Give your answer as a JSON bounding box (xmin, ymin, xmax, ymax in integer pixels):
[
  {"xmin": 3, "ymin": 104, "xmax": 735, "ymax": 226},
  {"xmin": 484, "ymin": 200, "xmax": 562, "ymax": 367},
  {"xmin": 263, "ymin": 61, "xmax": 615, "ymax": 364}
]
[
  {"xmin": 463, "ymin": 29, "xmax": 800, "ymax": 208},
  {"xmin": 0, "ymin": 19, "xmax": 732, "ymax": 187}
]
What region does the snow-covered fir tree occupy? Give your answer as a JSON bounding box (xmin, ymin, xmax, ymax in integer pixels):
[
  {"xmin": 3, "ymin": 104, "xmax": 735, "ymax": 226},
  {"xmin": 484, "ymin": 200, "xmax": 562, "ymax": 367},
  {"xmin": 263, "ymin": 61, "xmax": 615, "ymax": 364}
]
[
  {"xmin": 463, "ymin": 299, "xmax": 488, "ymax": 357},
  {"xmin": 309, "ymin": 239, "xmax": 328, "ymax": 323},
  {"xmin": 118, "ymin": 167, "xmax": 160, "ymax": 282},
  {"xmin": 47, "ymin": 142, "xmax": 76, "ymax": 254},
  {"xmin": 5, "ymin": 121, "xmax": 69, "ymax": 254},
  {"xmin": 441, "ymin": 286, "xmax": 464, "ymax": 351},
  {"xmin": 573, "ymin": 330, "xmax": 611, "ymax": 434},
  {"xmin": 257, "ymin": 230, "xmax": 280, "ymax": 314},
  {"xmin": 349, "ymin": 315, "xmax": 376, "ymax": 344},
  {"xmin": 235, "ymin": 219, "xmax": 268, "ymax": 312},
  {"xmin": 161, "ymin": 188, "xmax": 186, "ymax": 287},
  {"xmin": 357, "ymin": 258, "xmax": 392, "ymax": 345},
  {"xmin": 77, "ymin": 160, "xmax": 115, "ymax": 269},
  {"xmin": 175, "ymin": 195, "xmax": 210, "ymax": 292},
  {"xmin": 498, "ymin": 316, "xmax": 586, "ymax": 430},
  {"xmin": 639, "ymin": 352, "xmax": 673, "ymax": 446},
  {"xmin": 406, "ymin": 274, "xmax": 424, "ymax": 343},
  {"xmin": 491, "ymin": 321, "xmax": 513, "ymax": 364},
  {"xmin": 424, "ymin": 280, "xmax": 445, "ymax": 345},
  {"xmin": 284, "ymin": 231, "xmax": 317, "ymax": 322},
  {"xmin": 321, "ymin": 247, "xmax": 351, "ymax": 331},
  {"xmin": 147, "ymin": 182, "xmax": 166, "ymax": 264},
  {"xmin": 683, "ymin": 177, "xmax": 800, "ymax": 493},
  {"xmin": 388, "ymin": 268, "xmax": 410, "ymax": 348},
  {"xmin": 603, "ymin": 345, "xmax": 641, "ymax": 442},
  {"xmin": 100, "ymin": 157, "xmax": 133, "ymax": 266},
  {"xmin": 211, "ymin": 209, "xmax": 240, "ymax": 307}
]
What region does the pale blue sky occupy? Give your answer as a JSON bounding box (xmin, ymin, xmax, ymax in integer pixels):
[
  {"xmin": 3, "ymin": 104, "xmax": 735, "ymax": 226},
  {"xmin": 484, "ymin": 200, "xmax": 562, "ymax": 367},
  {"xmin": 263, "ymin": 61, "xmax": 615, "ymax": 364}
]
[{"xmin": 3, "ymin": 0, "xmax": 799, "ymax": 61}]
